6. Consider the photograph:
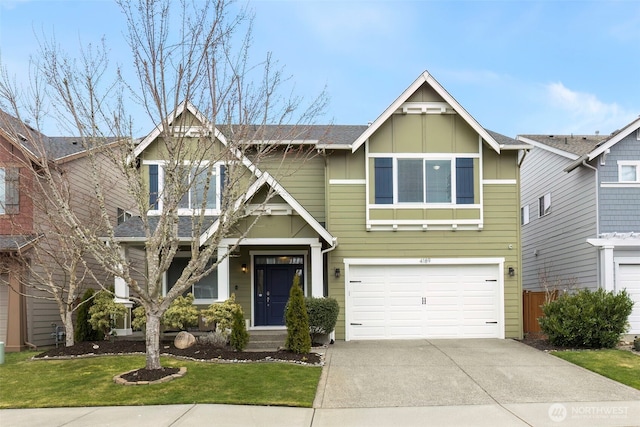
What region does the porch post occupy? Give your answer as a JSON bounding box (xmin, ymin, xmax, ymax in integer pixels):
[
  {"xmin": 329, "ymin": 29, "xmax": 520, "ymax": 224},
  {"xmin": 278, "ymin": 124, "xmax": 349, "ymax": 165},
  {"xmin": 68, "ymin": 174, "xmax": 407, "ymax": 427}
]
[
  {"xmin": 217, "ymin": 243, "xmax": 230, "ymax": 301},
  {"xmin": 601, "ymin": 245, "xmax": 615, "ymax": 291},
  {"xmin": 310, "ymin": 242, "xmax": 323, "ymax": 297}
]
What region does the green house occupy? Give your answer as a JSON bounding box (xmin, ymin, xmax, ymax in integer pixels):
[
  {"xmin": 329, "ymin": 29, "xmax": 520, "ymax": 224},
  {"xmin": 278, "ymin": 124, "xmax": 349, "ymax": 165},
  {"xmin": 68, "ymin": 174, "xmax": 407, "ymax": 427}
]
[{"xmin": 113, "ymin": 71, "xmax": 529, "ymax": 340}]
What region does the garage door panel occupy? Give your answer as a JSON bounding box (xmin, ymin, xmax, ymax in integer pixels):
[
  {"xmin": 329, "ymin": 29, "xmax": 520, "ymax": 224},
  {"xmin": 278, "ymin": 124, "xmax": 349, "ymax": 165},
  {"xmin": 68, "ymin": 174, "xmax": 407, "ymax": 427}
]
[
  {"xmin": 348, "ymin": 263, "xmax": 501, "ymax": 340},
  {"xmin": 617, "ymin": 264, "xmax": 640, "ymax": 333}
]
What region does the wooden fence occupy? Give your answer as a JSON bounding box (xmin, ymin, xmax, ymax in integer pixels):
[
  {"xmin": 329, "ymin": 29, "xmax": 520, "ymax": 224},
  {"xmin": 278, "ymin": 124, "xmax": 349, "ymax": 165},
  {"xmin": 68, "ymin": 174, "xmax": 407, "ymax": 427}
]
[{"xmin": 522, "ymin": 290, "xmax": 557, "ymax": 334}]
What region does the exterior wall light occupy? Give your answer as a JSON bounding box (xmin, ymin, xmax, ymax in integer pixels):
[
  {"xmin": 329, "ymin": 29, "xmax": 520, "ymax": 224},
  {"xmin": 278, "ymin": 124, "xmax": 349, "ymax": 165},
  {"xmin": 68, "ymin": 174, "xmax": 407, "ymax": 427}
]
[
  {"xmin": 508, "ymin": 266, "xmax": 515, "ymax": 277},
  {"xmin": 242, "ymin": 264, "xmax": 248, "ymax": 274},
  {"xmin": 334, "ymin": 268, "xmax": 341, "ymax": 278}
]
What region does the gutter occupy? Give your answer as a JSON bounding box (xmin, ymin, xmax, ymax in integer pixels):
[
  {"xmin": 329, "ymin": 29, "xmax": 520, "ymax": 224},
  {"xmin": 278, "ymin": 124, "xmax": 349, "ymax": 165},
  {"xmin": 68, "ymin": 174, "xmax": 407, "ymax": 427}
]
[{"xmin": 321, "ymin": 237, "xmax": 338, "ymax": 255}]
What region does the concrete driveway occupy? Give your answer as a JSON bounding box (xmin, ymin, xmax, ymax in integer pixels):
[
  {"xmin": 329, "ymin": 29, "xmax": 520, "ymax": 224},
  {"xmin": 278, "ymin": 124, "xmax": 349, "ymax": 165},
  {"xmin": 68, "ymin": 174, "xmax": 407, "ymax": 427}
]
[
  {"xmin": 313, "ymin": 339, "xmax": 640, "ymax": 426},
  {"xmin": 2, "ymin": 339, "xmax": 639, "ymax": 427}
]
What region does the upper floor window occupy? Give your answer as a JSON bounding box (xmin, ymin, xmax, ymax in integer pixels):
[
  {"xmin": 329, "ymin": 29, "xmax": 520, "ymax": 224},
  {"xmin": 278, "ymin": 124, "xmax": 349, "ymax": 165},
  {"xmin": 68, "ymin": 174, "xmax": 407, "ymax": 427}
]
[
  {"xmin": 374, "ymin": 157, "xmax": 474, "ymax": 205},
  {"xmin": 0, "ymin": 167, "xmax": 20, "ymax": 215},
  {"xmin": 521, "ymin": 205, "xmax": 530, "ymax": 225},
  {"xmin": 618, "ymin": 161, "xmax": 640, "ymax": 183},
  {"xmin": 148, "ymin": 162, "xmax": 226, "ymax": 214},
  {"xmin": 117, "ymin": 208, "xmax": 132, "ymax": 225},
  {"xmin": 538, "ymin": 193, "xmax": 551, "ymax": 217}
]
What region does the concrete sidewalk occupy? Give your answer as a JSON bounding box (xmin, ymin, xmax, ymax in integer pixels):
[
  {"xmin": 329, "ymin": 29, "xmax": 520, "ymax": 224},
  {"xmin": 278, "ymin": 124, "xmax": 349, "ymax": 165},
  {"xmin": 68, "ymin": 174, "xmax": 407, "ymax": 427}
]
[
  {"xmin": 2, "ymin": 401, "xmax": 640, "ymax": 427},
  {"xmin": 2, "ymin": 339, "xmax": 640, "ymax": 426}
]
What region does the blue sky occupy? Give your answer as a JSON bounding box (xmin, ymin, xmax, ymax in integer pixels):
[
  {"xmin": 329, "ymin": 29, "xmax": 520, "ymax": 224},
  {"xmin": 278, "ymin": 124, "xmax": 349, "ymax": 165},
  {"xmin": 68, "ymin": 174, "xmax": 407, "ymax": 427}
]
[{"xmin": 1, "ymin": 0, "xmax": 639, "ymax": 138}]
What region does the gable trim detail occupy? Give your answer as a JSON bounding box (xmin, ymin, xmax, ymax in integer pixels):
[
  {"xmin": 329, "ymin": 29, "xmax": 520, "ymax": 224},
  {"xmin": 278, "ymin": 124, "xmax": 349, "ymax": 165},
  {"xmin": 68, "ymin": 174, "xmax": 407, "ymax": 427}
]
[{"xmin": 350, "ymin": 71, "xmax": 501, "ymax": 154}]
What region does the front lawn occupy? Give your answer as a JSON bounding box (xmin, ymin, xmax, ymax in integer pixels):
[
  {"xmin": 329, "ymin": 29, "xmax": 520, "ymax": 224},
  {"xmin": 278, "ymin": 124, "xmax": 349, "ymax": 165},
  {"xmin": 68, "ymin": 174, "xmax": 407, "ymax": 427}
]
[
  {"xmin": 552, "ymin": 349, "xmax": 640, "ymax": 390},
  {"xmin": 0, "ymin": 351, "xmax": 321, "ymax": 408}
]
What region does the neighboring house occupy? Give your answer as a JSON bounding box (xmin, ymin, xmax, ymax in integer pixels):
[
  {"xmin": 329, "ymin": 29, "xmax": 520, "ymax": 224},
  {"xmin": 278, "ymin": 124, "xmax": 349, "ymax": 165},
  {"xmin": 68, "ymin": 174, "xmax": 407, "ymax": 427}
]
[
  {"xmin": 0, "ymin": 109, "xmax": 132, "ymax": 350},
  {"xmin": 114, "ymin": 71, "xmax": 528, "ymax": 340},
  {"xmin": 518, "ymin": 117, "xmax": 640, "ymax": 334}
]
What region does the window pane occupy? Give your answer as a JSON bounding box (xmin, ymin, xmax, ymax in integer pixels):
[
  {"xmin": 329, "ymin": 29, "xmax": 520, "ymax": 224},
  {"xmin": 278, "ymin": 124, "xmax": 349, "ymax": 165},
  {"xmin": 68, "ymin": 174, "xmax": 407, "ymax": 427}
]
[
  {"xmin": 178, "ymin": 169, "xmax": 190, "ymax": 209},
  {"xmin": 398, "ymin": 159, "xmax": 423, "ymax": 202},
  {"xmin": 621, "ymin": 165, "xmax": 637, "ymax": 182},
  {"xmin": 425, "ymin": 160, "xmax": 451, "ymax": 203},
  {"xmin": 194, "ymin": 273, "xmax": 217, "ymax": 299},
  {"xmin": 192, "ymin": 167, "xmax": 217, "ymax": 209}
]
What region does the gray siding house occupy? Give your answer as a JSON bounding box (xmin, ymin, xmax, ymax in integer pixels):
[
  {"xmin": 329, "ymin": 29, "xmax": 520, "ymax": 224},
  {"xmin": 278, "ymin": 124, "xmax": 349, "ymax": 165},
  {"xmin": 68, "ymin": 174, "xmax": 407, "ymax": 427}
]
[{"xmin": 518, "ymin": 117, "xmax": 640, "ymax": 335}]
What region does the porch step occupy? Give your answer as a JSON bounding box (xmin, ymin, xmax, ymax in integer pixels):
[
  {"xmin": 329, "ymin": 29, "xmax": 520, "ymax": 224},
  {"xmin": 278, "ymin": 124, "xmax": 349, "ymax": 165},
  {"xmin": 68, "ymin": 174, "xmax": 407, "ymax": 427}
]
[{"xmin": 246, "ymin": 330, "xmax": 287, "ymax": 351}]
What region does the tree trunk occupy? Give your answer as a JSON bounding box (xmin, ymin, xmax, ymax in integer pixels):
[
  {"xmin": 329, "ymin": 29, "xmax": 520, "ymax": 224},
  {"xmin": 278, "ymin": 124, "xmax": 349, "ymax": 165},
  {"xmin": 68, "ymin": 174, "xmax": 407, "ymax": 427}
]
[
  {"xmin": 145, "ymin": 311, "xmax": 162, "ymax": 370},
  {"xmin": 64, "ymin": 311, "xmax": 75, "ymax": 347}
]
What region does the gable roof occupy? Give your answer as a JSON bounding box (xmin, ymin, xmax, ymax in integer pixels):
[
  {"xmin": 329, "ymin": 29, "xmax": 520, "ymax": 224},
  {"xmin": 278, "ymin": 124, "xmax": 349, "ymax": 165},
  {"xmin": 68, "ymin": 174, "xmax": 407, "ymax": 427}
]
[
  {"xmin": 518, "ymin": 116, "xmax": 640, "ymax": 172},
  {"xmin": 131, "ymin": 100, "xmax": 221, "ymax": 159},
  {"xmin": 583, "ymin": 116, "xmax": 640, "ymax": 162},
  {"xmin": 0, "ymin": 109, "xmax": 118, "ymax": 162},
  {"xmin": 199, "ymin": 171, "xmax": 335, "ymax": 247},
  {"xmin": 350, "ymin": 71, "xmax": 502, "ymax": 154},
  {"xmin": 517, "ymin": 134, "xmax": 608, "ymax": 160}
]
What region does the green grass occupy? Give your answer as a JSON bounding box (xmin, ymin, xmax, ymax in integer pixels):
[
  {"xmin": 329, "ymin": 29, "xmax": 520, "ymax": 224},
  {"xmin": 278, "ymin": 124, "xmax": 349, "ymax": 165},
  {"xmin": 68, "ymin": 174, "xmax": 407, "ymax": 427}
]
[
  {"xmin": 553, "ymin": 349, "xmax": 640, "ymax": 390},
  {"xmin": 0, "ymin": 351, "xmax": 321, "ymax": 409}
]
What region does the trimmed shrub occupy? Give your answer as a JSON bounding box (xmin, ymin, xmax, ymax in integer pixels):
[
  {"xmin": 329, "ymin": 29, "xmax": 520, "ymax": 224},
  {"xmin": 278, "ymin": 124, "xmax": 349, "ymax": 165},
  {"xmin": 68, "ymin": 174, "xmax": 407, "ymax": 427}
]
[
  {"xmin": 132, "ymin": 293, "xmax": 200, "ymax": 332},
  {"xmin": 75, "ymin": 288, "xmax": 103, "ymax": 342},
  {"xmin": 163, "ymin": 293, "xmax": 200, "ymax": 330},
  {"xmin": 305, "ymin": 297, "xmax": 339, "ymax": 343},
  {"xmin": 539, "ymin": 288, "xmax": 633, "ymax": 348},
  {"xmin": 230, "ymin": 308, "xmax": 249, "ymax": 351},
  {"xmin": 285, "ymin": 274, "xmax": 311, "ymax": 354},
  {"xmin": 88, "ymin": 288, "xmax": 127, "ymax": 339},
  {"xmin": 201, "ymin": 294, "xmax": 242, "ymax": 337}
]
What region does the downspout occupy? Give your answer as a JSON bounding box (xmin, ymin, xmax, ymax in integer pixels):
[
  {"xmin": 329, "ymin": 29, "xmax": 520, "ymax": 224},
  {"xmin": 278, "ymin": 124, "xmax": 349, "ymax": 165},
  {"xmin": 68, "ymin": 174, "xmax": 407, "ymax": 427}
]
[{"xmin": 517, "ymin": 149, "xmax": 529, "ymax": 168}]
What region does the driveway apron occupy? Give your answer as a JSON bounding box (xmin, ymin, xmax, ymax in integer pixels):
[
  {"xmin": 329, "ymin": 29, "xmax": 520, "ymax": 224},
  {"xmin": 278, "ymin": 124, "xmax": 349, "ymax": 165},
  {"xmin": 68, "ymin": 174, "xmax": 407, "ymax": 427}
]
[{"xmin": 314, "ymin": 339, "xmax": 640, "ymax": 409}]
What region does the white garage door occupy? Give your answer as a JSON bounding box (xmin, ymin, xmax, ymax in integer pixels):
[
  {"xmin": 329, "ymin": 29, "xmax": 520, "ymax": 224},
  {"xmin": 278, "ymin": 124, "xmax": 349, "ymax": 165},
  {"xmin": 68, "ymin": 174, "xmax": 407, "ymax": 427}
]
[
  {"xmin": 347, "ymin": 263, "xmax": 502, "ymax": 340},
  {"xmin": 617, "ymin": 263, "xmax": 640, "ymax": 334}
]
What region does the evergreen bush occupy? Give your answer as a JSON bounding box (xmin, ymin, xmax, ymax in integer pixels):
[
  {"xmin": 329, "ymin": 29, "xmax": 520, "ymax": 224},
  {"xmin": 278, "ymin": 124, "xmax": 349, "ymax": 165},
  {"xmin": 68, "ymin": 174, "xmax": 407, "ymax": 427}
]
[
  {"xmin": 163, "ymin": 293, "xmax": 200, "ymax": 330},
  {"xmin": 539, "ymin": 288, "xmax": 633, "ymax": 348},
  {"xmin": 131, "ymin": 294, "xmax": 200, "ymax": 331},
  {"xmin": 305, "ymin": 296, "xmax": 339, "ymax": 343},
  {"xmin": 201, "ymin": 293, "xmax": 242, "ymax": 337},
  {"xmin": 230, "ymin": 308, "xmax": 249, "ymax": 351},
  {"xmin": 285, "ymin": 274, "xmax": 311, "ymax": 354},
  {"xmin": 75, "ymin": 288, "xmax": 103, "ymax": 342},
  {"xmin": 88, "ymin": 288, "xmax": 127, "ymax": 339}
]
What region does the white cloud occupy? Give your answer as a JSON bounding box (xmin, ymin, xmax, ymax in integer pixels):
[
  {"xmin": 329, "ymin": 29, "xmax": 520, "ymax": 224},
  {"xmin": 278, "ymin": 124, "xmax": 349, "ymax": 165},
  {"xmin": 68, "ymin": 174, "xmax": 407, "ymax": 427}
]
[{"xmin": 544, "ymin": 82, "xmax": 637, "ymax": 134}]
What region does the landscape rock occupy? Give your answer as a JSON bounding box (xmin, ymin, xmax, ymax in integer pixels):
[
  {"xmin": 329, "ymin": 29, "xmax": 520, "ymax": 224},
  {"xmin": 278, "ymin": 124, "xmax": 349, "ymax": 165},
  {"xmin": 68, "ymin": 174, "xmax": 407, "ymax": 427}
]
[{"xmin": 174, "ymin": 331, "xmax": 196, "ymax": 349}]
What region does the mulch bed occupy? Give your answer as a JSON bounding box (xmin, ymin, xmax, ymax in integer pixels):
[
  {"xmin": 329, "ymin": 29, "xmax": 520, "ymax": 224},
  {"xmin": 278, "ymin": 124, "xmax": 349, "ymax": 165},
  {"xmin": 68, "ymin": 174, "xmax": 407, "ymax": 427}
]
[
  {"xmin": 517, "ymin": 334, "xmax": 640, "ymax": 354},
  {"xmin": 34, "ymin": 340, "xmax": 322, "ymax": 383}
]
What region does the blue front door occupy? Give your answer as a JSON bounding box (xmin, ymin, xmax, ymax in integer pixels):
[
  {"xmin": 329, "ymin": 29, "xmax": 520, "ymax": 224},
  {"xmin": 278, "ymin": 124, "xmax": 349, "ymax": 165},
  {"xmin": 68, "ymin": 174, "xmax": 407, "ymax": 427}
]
[{"xmin": 254, "ymin": 256, "xmax": 304, "ymax": 326}]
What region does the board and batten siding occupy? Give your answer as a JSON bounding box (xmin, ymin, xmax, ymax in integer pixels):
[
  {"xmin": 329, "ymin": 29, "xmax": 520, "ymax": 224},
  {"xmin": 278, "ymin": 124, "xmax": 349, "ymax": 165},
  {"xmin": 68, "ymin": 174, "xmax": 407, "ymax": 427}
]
[
  {"xmin": 326, "ymin": 180, "xmax": 523, "ymax": 340},
  {"xmin": 598, "ymin": 133, "xmax": 640, "ymax": 233},
  {"xmin": 520, "ymin": 147, "xmax": 598, "ymax": 293}
]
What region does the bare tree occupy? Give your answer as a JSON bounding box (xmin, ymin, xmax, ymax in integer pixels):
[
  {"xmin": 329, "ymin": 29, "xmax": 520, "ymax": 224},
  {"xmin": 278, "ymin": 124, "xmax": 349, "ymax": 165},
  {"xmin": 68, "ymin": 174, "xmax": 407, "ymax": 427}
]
[{"xmin": 0, "ymin": 0, "xmax": 326, "ymax": 370}]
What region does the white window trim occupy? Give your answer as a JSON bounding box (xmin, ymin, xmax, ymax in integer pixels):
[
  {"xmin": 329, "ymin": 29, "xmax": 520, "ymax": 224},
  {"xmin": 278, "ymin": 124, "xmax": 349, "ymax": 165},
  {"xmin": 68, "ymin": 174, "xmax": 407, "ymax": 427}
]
[
  {"xmin": 369, "ymin": 153, "xmax": 480, "ymax": 207},
  {"xmin": 521, "ymin": 205, "xmax": 530, "ymax": 225},
  {"xmin": 617, "ymin": 160, "xmax": 640, "ymax": 183},
  {"xmin": 144, "ymin": 160, "xmax": 223, "ymax": 216},
  {"xmin": 538, "ymin": 193, "xmax": 551, "ymax": 217}
]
